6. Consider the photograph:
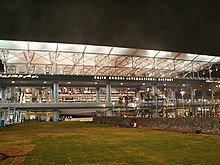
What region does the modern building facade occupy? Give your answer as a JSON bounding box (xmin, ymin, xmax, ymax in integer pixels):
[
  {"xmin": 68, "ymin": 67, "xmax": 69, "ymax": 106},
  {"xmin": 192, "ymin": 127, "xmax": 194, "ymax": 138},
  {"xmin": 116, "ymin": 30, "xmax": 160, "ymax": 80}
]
[{"xmin": 0, "ymin": 40, "xmax": 220, "ymax": 125}]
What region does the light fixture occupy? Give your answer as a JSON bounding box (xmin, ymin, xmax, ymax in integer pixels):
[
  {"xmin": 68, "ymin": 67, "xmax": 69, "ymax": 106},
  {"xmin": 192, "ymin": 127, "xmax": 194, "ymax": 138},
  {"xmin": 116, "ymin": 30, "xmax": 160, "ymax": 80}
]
[
  {"xmin": 164, "ymin": 84, "xmax": 166, "ymax": 86},
  {"xmin": 182, "ymin": 84, "xmax": 185, "ymax": 87},
  {"xmin": 67, "ymin": 82, "xmax": 71, "ymax": 84},
  {"xmin": 12, "ymin": 81, "xmax": 15, "ymax": 83},
  {"xmin": 94, "ymin": 82, "xmax": 97, "ymax": 84},
  {"xmin": 142, "ymin": 83, "xmax": 145, "ymax": 86},
  {"xmin": 44, "ymin": 81, "xmax": 47, "ymax": 84},
  {"xmin": 180, "ymin": 90, "xmax": 185, "ymax": 96},
  {"xmin": 120, "ymin": 83, "xmax": 123, "ymax": 85}
]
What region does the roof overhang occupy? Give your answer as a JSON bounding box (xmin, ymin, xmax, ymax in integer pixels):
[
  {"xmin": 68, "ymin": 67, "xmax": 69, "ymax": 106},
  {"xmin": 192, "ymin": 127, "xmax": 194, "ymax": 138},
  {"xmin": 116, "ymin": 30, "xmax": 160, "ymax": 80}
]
[{"xmin": 0, "ymin": 40, "xmax": 220, "ymax": 79}]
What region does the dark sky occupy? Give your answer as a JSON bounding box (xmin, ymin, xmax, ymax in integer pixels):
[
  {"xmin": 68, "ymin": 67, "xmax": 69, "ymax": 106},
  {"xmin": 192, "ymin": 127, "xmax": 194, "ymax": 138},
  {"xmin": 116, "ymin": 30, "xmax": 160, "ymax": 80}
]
[{"xmin": 0, "ymin": 0, "xmax": 220, "ymax": 56}]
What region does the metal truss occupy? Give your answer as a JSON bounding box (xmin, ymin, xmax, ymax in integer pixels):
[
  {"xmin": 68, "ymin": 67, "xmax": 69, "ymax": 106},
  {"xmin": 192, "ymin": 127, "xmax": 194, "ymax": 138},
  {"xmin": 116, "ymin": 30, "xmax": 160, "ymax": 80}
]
[{"xmin": 0, "ymin": 40, "xmax": 220, "ymax": 79}]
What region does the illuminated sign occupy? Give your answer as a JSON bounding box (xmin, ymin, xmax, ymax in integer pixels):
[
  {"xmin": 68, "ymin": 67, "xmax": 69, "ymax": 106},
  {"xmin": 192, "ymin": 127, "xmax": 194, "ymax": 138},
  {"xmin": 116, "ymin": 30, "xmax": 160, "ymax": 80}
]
[
  {"xmin": 0, "ymin": 74, "xmax": 39, "ymax": 79},
  {"xmin": 94, "ymin": 76, "xmax": 173, "ymax": 82}
]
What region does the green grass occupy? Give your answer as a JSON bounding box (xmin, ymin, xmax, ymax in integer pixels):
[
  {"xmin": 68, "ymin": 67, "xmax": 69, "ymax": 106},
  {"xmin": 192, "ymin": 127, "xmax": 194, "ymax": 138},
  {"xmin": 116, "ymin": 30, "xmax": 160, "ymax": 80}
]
[{"xmin": 1, "ymin": 122, "xmax": 220, "ymax": 164}]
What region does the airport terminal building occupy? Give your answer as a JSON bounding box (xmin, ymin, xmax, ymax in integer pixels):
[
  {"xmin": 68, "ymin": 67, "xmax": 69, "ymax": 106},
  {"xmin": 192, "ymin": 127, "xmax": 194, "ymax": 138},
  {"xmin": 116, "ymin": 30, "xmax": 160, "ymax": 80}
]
[{"xmin": 0, "ymin": 40, "xmax": 220, "ymax": 125}]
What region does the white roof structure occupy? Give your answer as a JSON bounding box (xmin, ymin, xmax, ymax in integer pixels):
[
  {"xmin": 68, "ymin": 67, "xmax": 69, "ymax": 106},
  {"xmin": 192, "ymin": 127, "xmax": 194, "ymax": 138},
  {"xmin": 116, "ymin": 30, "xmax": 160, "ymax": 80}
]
[{"xmin": 0, "ymin": 40, "xmax": 219, "ymax": 78}]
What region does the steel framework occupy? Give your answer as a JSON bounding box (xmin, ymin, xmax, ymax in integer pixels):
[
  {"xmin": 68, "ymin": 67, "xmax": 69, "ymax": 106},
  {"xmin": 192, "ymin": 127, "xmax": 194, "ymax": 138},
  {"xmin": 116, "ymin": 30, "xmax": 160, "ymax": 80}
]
[{"xmin": 0, "ymin": 40, "xmax": 220, "ymax": 78}]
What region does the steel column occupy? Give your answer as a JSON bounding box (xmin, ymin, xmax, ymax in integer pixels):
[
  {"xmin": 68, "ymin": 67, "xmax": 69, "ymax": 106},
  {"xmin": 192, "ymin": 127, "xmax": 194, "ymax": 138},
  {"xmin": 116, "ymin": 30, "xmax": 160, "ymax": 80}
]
[
  {"xmin": 96, "ymin": 87, "xmax": 100, "ymax": 102},
  {"xmin": 106, "ymin": 83, "xmax": 111, "ymax": 102},
  {"xmin": 52, "ymin": 82, "xmax": 59, "ymax": 103}
]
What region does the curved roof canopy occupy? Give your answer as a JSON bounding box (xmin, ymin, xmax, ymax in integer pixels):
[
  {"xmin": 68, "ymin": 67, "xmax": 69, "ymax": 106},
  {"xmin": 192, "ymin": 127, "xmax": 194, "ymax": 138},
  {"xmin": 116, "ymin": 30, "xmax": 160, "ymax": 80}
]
[{"xmin": 0, "ymin": 40, "xmax": 220, "ymax": 79}]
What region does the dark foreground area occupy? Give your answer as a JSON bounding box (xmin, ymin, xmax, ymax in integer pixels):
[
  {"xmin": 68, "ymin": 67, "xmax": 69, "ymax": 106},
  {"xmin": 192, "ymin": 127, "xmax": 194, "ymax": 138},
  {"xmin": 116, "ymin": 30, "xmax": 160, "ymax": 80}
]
[{"xmin": 1, "ymin": 121, "xmax": 220, "ymax": 164}]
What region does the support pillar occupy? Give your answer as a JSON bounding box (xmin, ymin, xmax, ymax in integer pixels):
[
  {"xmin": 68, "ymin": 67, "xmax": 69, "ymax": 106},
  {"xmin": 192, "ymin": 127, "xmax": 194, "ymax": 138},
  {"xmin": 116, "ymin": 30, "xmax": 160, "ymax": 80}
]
[
  {"xmin": 0, "ymin": 91, "xmax": 1, "ymax": 104},
  {"xmin": 152, "ymin": 85, "xmax": 157, "ymax": 96},
  {"xmin": 53, "ymin": 110, "xmax": 60, "ymax": 122},
  {"xmin": 151, "ymin": 84, "xmax": 158, "ymax": 117},
  {"xmin": 106, "ymin": 83, "xmax": 111, "ymax": 102},
  {"xmin": 191, "ymin": 89, "xmax": 196, "ymax": 117},
  {"xmin": 170, "ymin": 88, "xmax": 176, "ymax": 100},
  {"xmin": 96, "ymin": 87, "xmax": 100, "ymax": 102},
  {"xmin": 52, "ymin": 82, "xmax": 59, "ymax": 121},
  {"xmin": 136, "ymin": 88, "xmax": 141, "ymax": 100},
  {"xmin": 17, "ymin": 111, "xmax": 21, "ymax": 123},
  {"xmin": 1, "ymin": 87, "xmax": 7, "ymax": 103},
  {"xmin": 170, "ymin": 88, "xmax": 177, "ymax": 117},
  {"xmin": 3, "ymin": 110, "xmax": 6, "ymax": 126},
  {"xmin": 38, "ymin": 89, "xmax": 42, "ymax": 103},
  {"xmin": 0, "ymin": 110, "xmax": 3, "ymax": 126},
  {"xmin": 3, "ymin": 107, "xmax": 10, "ymax": 126},
  {"xmin": 52, "ymin": 82, "xmax": 59, "ymax": 103},
  {"xmin": 136, "ymin": 88, "xmax": 142, "ymax": 117}
]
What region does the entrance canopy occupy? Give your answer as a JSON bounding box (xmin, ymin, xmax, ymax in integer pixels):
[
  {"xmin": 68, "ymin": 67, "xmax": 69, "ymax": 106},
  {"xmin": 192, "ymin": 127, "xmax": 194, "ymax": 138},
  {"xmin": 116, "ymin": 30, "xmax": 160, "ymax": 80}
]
[{"xmin": 0, "ymin": 40, "xmax": 220, "ymax": 78}]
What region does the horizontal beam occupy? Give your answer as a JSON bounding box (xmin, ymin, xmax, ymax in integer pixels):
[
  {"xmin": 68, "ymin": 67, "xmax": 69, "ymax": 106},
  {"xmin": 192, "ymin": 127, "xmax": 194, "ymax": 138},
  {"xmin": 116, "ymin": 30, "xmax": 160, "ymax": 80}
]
[{"xmin": 0, "ymin": 102, "xmax": 117, "ymax": 110}]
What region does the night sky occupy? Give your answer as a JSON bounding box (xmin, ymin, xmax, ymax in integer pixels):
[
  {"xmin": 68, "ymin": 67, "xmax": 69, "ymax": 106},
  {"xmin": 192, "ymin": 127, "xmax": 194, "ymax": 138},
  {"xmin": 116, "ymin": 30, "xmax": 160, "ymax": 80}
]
[{"xmin": 0, "ymin": 0, "xmax": 220, "ymax": 56}]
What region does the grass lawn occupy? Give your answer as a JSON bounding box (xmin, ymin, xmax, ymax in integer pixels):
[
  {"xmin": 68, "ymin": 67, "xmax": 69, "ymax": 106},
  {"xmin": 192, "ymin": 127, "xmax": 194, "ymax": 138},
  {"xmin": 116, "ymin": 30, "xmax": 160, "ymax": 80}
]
[{"xmin": 1, "ymin": 121, "xmax": 220, "ymax": 165}]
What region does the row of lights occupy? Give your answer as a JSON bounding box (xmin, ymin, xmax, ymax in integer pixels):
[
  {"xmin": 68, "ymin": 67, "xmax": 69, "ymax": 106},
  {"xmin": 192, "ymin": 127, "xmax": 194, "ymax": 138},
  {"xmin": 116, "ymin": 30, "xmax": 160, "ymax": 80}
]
[
  {"xmin": 11, "ymin": 80, "xmax": 206, "ymax": 90},
  {"xmin": 12, "ymin": 81, "xmax": 48, "ymax": 84},
  {"xmin": 12, "ymin": 81, "xmax": 81, "ymax": 85},
  {"xmin": 206, "ymin": 80, "xmax": 220, "ymax": 83},
  {"xmin": 10, "ymin": 80, "xmax": 168, "ymax": 87}
]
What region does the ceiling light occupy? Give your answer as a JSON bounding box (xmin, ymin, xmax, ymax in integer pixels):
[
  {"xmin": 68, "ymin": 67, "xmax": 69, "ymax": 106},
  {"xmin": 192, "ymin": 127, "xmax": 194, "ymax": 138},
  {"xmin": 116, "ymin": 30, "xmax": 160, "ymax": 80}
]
[
  {"xmin": 44, "ymin": 81, "xmax": 47, "ymax": 84},
  {"xmin": 12, "ymin": 81, "xmax": 15, "ymax": 83},
  {"xmin": 120, "ymin": 83, "xmax": 123, "ymax": 85},
  {"xmin": 94, "ymin": 82, "xmax": 97, "ymax": 84},
  {"xmin": 180, "ymin": 90, "xmax": 185, "ymax": 96},
  {"xmin": 67, "ymin": 82, "xmax": 71, "ymax": 84},
  {"xmin": 142, "ymin": 83, "xmax": 145, "ymax": 86}
]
